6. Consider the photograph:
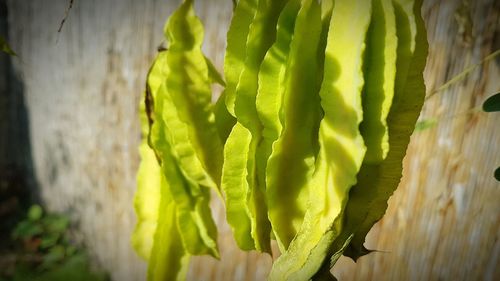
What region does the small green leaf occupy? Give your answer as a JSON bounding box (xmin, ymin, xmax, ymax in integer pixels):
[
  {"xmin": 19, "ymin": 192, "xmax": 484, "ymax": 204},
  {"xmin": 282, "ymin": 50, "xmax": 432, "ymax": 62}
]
[
  {"xmin": 39, "ymin": 233, "xmax": 61, "ymax": 249},
  {"xmin": 39, "ymin": 245, "xmax": 66, "ymax": 270},
  {"xmin": 0, "ymin": 36, "xmax": 16, "ymax": 56},
  {"xmin": 495, "ymin": 167, "xmax": 500, "ymax": 181},
  {"xmin": 12, "ymin": 221, "xmax": 43, "ymax": 239},
  {"xmin": 35, "ymin": 253, "xmax": 108, "ymax": 281},
  {"xmin": 482, "ymin": 92, "xmax": 500, "ymax": 112},
  {"xmin": 28, "ymin": 205, "xmax": 43, "ymax": 221},
  {"xmin": 42, "ymin": 215, "xmax": 69, "ymax": 234},
  {"xmin": 66, "ymin": 245, "xmax": 78, "ymax": 257},
  {"xmin": 414, "ymin": 118, "xmax": 438, "ymax": 132}
]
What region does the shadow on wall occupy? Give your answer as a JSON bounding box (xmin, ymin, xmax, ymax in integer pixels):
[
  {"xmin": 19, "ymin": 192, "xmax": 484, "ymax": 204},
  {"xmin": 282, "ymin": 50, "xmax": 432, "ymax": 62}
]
[{"xmin": 0, "ymin": 0, "xmax": 38, "ymax": 241}]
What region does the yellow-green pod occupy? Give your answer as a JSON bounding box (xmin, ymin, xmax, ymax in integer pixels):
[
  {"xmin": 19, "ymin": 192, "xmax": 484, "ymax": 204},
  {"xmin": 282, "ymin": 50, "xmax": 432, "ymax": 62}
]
[
  {"xmin": 131, "ymin": 51, "xmax": 169, "ymax": 261},
  {"xmin": 147, "ymin": 173, "xmax": 190, "ymax": 281},
  {"xmin": 255, "ymin": 0, "xmax": 300, "ymax": 190},
  {"xmin": 343, "ymin": 0, "xmax": 428, "ymax": 260},
  {"xmin": 310, "ymin": 0, "xmax": 401, "ymax": 273},
  {"xmin": 269, "ymin": 0, "xmax": 372, "ymax": 279},
  {"xmin": 359, "ymin": 0, "xmax": 398, "ymax": 163},
  {"xmin": 151, "ymin": 95, "xmax": 219, "ymax": 258},
  {"xmin": 158, "ymin": 135, "xmax": 219, "ymax": 257},
  {"xmin": 224, "ymin": 0, "xmax": 259, "ymax": 117},
  {"xmin": 163, "ymin": 0, "xmax": 223, "ymax": 191},
  {"xmin": 143, "ymin": 0, "xmax": 221, "ymax": 258},
  {"xmin": 131, "ymin": 101, "xmax": 162, "ymax": 261},
  {"xmin": 214, "ymin": 91, "xmax": 235, "ymax": 143},
  {"xmin": 259, "ymin": 0, "xmax": 322, "ymax": 251},
  {"xmin": 221, "ymin": 123, "xmax": 255, "ymax": 250},
  {"xmin": 152, "ymin": 68, "xmax": 219, "ymax": 258},
  {"xmin": 132, "ymin": 82, "xmax": 190, "ymax": 280},
  {"xmin": 222, "ymin": 0, "xmax": 288, "ymax": 253},
  {"xmin": 153, "ymin": 81, "xmax": 219, "ymax": 258}
]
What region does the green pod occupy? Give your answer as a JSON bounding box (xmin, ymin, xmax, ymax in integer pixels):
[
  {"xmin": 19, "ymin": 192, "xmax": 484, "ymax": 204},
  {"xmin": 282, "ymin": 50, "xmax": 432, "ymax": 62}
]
[
  {"xmin": 222, "ymin": 0, "xmax": 288, "ymax": 253},
  {"xmin": 134, "ymin": 117, "xmax": 190, "ymax": 281},
  {"xmin": 131, "ymin": 101, "xmax": 162, "ymax": 261},
  {"xmin": 158, "ymin": 133, "xmax": 219, "ymax": 257},
  {"xmin": 214, "ymin": 91, "xmax": 235, "ymax": 143},
  {"xmin": 217, "ymin": 0, "xmax": 260, "ymax": 143},
  {"xmin": 343, "ymin": 0, "xmax": 428, "ymax": 260},
  {"xmin": 163, "ymin": 0, "xmax": 223, "ymax": 191},
  {"xmin": 131, "ymin": 51, "xmax": 169, "ymax": 261},
  {"xmin": 134, "ymin": 0, "xmax": 225, "ymax": 277},
  {"xmin": 144, "ymin": 51, "xmax": 168, "ymax": 146},
  {"xmin": 204, "ymin": 55, "xmax": 226, "ymax": 87},
  {"xmin": 269, "ymin": 0, "xmax": 372, "ymax": 279},
  {"xmin": 311, "ymin": 0, "xmax": 401, "ymax": 273},
  {"xmin": 221, "ymin": 123, "xmax": 255, "ymax": 250},
  {"xmin": 255, "ymin": 0, "xmax": 300, "ymax": 190},
  {"xmin": 143, "ymin": 0, "xmax": 221, "ymax": 258},
  {"xmin": 224, "ymin": 0, "xmax": 259, "ymax": 117},
  {"xmin": 149, "ymin": 64, "xmax": 219, "ymax": 257},
  {"xmin": 147, "ymin": 173, "xmax": 190, "ymax": 281},
  {"xmin": 147, "ymin": 52, "xmax": 169, "ymax": 97},
  {"xmin": 152, "ymin": 92, "xmax": 219, "ymax": 257},
  {"xmin": 258, "ymin": 0, "xmax": 322, "ymax": 251},
  {"xmin": 359, "ymin": 0, "xmax": 398, "ymax": 163},
  {"xmin": 133, "ymin": 74, "xmax": 190, "ymax": 280}
]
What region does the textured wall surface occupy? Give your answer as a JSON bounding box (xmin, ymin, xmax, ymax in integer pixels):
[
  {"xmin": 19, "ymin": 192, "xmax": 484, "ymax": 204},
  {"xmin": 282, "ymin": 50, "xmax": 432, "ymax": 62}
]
[{"xmin": 6, "ymin": 0, "xmax": 499, "ymax": 280}]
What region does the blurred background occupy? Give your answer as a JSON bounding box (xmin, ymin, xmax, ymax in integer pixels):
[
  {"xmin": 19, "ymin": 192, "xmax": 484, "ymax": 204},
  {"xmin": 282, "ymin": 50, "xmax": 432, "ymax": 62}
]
[{"xmin": 0, "ymin": 0, "xmax": 498, "ymax": 280}]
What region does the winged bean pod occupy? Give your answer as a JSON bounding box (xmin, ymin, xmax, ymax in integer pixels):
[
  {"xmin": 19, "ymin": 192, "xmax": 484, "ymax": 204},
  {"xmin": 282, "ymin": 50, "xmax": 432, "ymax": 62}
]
[
  {"xmin": 344, "ymin": 0, "xmax": 428, "ymax": 260},
  {"xmin": 269, "ymin": 0, "xmax": 372, "ymax": 279},
  {"xmin": 222, "ymin": 0, "xmax": 288, "ymax": 253},
  {"xmin": 163, "ymin": 0, "xmax": 223, "ymax": 191},
  {"xmin": 259, "ymin": 0, "xmax": 322, "ymax": 252},
  {"xmin": 224, "ymin": 0, "xmax": 259, "ymax": 117}
]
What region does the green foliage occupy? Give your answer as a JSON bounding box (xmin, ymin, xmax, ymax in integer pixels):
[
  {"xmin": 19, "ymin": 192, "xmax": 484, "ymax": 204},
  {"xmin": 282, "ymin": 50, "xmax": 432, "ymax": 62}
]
[
  {"xmin": 27, "ymin": 205, "xmax": 43, "ymax": 221},
  {"xmin": 12, "ymin": 205, "xmax": 69, "ymax": 241},
  {"xmin": 11, "ymin": 254, "xmax": 106, "ymax": 281},
  {"xmin": 482, "ymin": 92, "xmax": 500, "ymax": 112},
  {"xmin": 2, "ymin": 205, "xmax": 107, "ymax": 281},
  {"xmin": 414, "ymin": 118, "xmax": 438, "ymax": 132},
  {"xmin": 483, "ymin": 92, "xmax": 500, "ymax": 181},
  {"xmin": 0, "ymin": 36, "xmax": 16, "ymax": 56}
]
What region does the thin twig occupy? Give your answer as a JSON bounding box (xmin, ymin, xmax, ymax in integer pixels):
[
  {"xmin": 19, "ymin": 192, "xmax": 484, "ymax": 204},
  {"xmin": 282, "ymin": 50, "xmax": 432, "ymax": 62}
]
[
  {"xmin": 58, "ymin": 0, "xmax": 75, "ymax": 33},
  {"xmin": 426, "ymin": 49, "xmax": 500, "ymax": 100}
]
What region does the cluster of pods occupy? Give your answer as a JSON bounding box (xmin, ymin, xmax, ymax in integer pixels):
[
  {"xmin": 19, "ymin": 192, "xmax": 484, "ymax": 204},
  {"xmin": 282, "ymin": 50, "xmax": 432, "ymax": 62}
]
[{"xmin": 132, "ymin": 0, "xmax": 428, "ymax": 280}]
